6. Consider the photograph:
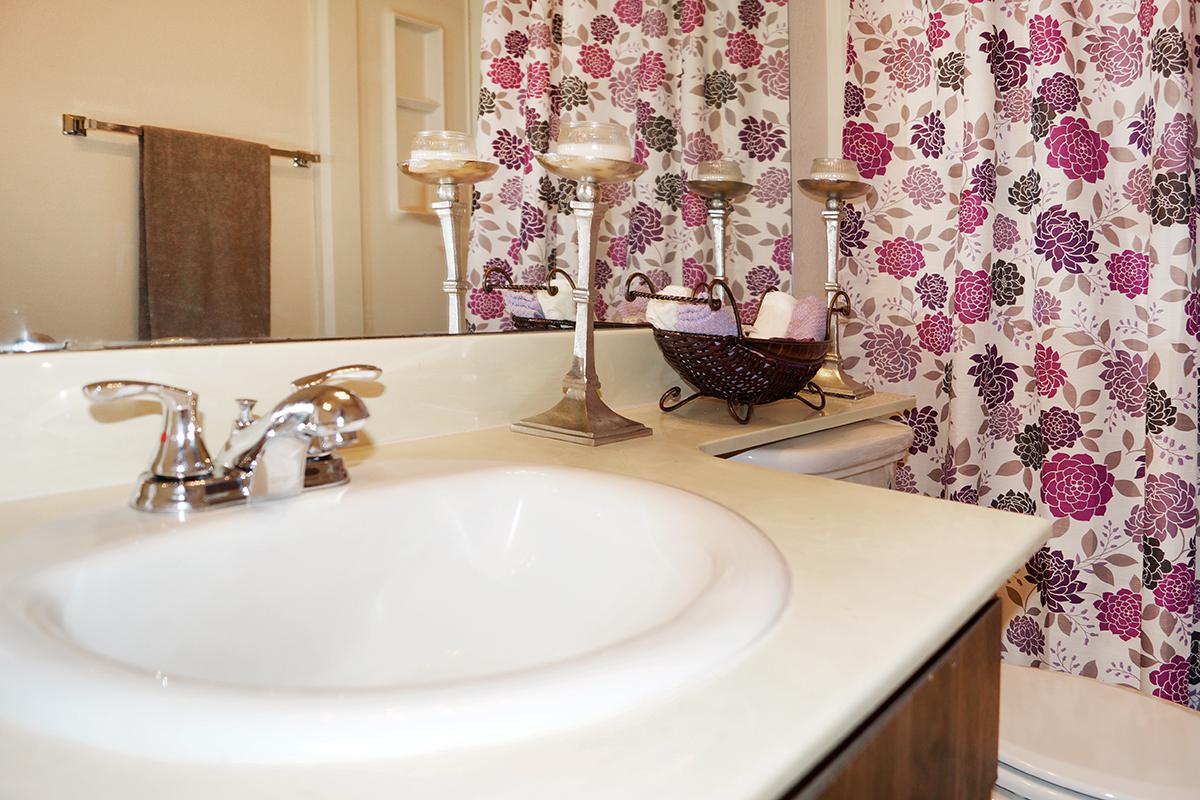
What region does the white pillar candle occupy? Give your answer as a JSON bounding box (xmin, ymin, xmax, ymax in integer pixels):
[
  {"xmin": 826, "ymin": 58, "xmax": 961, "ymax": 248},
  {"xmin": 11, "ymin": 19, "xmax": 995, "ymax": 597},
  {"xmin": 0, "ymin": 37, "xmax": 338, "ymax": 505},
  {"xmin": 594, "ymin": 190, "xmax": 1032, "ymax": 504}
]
[{"xmin": 555, "ymin": 141, "xmax": 633, "ymax": 161}]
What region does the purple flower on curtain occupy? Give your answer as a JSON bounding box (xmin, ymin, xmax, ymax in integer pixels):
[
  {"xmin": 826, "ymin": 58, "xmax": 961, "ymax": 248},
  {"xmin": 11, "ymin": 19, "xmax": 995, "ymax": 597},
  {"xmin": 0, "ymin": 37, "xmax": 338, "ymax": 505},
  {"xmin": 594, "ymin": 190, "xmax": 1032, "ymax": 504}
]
[
  {"xmin": 916, "ymin": 273, "xmax": 948, "ymax": 308},
  {"xmin": 937, "ymin": 52, "xmax": 965, "ymax": 90},
  {"xmin": 1100, "ymin": 351, "xmax": 1147, "ymax": 415},
  {"xmin": 527, "ymin": 22, "xmax": 550, "ymax": 48},
  {"xmin": 1083, "ymin": 26, "xmax": 1143, "ymax": 87},
  {"xmin": 1123, "ymin": 164, "xmax": 1153, "ymax": 212},
  {"xmin": 910, "ymin": 112, "xmax": 945, "ymax": 158},
  {"xmin": 467, "ymin": 288, "xmax": 506, "ymax": 320},
  {"xmin": 579, "ymin": 44, "xmax": 615, "ymax": 78},
  {"xmin": 926, "ymin": 12, "xmax": 948, "ymax": 49},
  {"xmin": 738, "ymin": 0, "xmax": 764, "ymax": 28},
  {"xmin": 951, "ymin": 486, "xmax": 979, "ymax": 505},
  {"xmin": 1155, "ymin": 564, "xmax": 1196, "ymax": 615},
  {"xmin": 1094, "ymin": 589, "xmax": 1142, "ymax": 640},
  {"xmin": 759, "ymin": 52, "xmax": 791, "ymax": 100},
  {"xmin": 676, "ymin": 0, "xmax": 706, "ymax": 33},
  {"xmin": 958, "ymin": 190, "xmax": 988, "ymax": 233},
  {"xmin": 591, "ymin": 14, "xmax": 619, "ymax": 43},
  {"xmin": 613, "ymin": 0, "xmax": 642, "ymax": 25},
  {"xmin": 971, "ymin": 160, "xmax": 997, "ymax": 202},
  {"xmin": 1025, "ymin": 548, "xmax": 1088, "ymax": 611},
  {"xmin": 992, "ymin": 489, "xmax": 1036, "ymax": 514},
  {"xmin": 1032, "ymin": 289, "xmax": 1061, "ymax": 324},
  {"xmin": 1144, "ymin": 474, "xmax": 1199, "ymax": 537},
  {"xmin": 1186, "ymin": 293, "xmax": 1200, "ymax": 337},
  {"xmin": 897, "ymin": 405, "xmax": 939, "ymax": 453},
  {"xmin": 1038, "ymin": 73, "xmax": 1080, "ymax": 113},
  {"xmin": 1129, "ymin": 103, "xmax": 1156, "ymax": 156},
  {"xmin": 594, "ymin": 259, "xmax": 613, "ymax": 289},
  {"xmin": 993, "ymin": 215, "xmax": 1020, "ymax": 250},
  {"xmin": 682, "ymin": 257, "xmax": 706, "ymax": 288},
  {"xmin": 1149, "ymin": 656, "xmax": 1191, "ymax": 704},
  {"xmin": 517, "ymin": 203, "xmax": 545, "ymax": 250},
  {"xmin": 1151, "ymin": 173, "xmax": 1194, "ymax": 226},
  {"xmin": 681, "ymin": 191, "xmax": 707, "ymax": 227},
  {"xmin": 917, "ymin": 313, "xmax": 953, "ymax": 355},
  {"xmin": 988, "ymin": 405, "xmax": 1022, "ymax": 441},
  {"xmin": 967, "ymin": 344, "xmax": 1018, "ymax": 409},
  {"xmin": 627, "ymin": 203, "xmax": 664, "ymax": 254},
  {"xmin": 1138, "ymin": 0, "xmax": 1157, "ymax": 36},
  {"xmin": 739, "ymin": 117, "xmax": 786, "ymax": 161},
  {"xmin": 863, "ymin": 324, "xmax": 921, "ymax": 382},
  {"xmin": 843, "ymin": 121, "xmax": 895, "ymax": 178},
  {"xmin": 1035, "ymin": 344, "xmax": 1067, "ymax": 397},
  {"xmin": 1105, "ymin": 250, "xmax": 1150, "ymax": 297},
  {"xmin": 955, "ymin": 270, "xmax": 992, "ymax": 324},
  {"xmin": 881, "ymin": 38, "xmax": 931, "ymax": 91},
  {"xmin": 980, "ymin": 27, "xmax": 1031, "ymax": 92},
  {"xmin": 646, "ymin": 268, "xmax": 671, "ymax": 290},
  {"xmin": 772, "ymin": 236, "xmax": 792, "ymax": 271},
  {"xmin": 1045, "ymin": 117, "xmax": 1109, "ymax": 182},
  {"xmin": 637, "ymin": 51, "xmax": 667, "ymax": 90},
  {"xmin": 1040, "ymin": 407, "xmax": 1082, "ymax": 450},
  {"xmin": 726, "ymin": 32, "xmax": 763, "ymax": 69},
  {"xmin": 607, "ymin": 235, "xmax": 629, "ymax": 269},
  {"xmin": 609, "ymin": 68, "xmax": 639, "ymax": 112},
  {"xmin": 902, "ymin": 165, "xmax": 944, "ymax": 208},
  {"xmin": 1006, "ymin": 616, "xmax": 1045, "ymax": 655},
  {"xmin": 1029, "ymin": 15, "xmax": 1066, "ymax": 65},
  {"xmin": 505, "ymin": 30, "xmax": 529, "ymax": 58},
  {"xmin": 1155, "ymin": 113, "xmax": 1196, "ymax": 171},
  {"xmin": 1040, "ymin": 453, "xmax": 1115, "ymax": 522},
  {"xmin": 684, "ymin": 130, "xmax": 721, "ymax": 165},
  {"xmin": 875, "ymin": 237, "xmax": 925, "ymax": 278},
  {"xmin": 641, "ymin": 9, "xmax": 667, "ymax": 36},
  {"xmin": 745, "ymin": 265, "xmax": 780, "ymax": 294},
  {"xmin": 493, "ymin": 129, "xmax": 532, "ymax": 172},
  {"xmin": 1033, "ymin": 205, "xmax": 1098, "ymax": 273},
  {"xmin": 487, "ymin": 56, "xmax": 524, "ymax": 89},
  {"xmin": 1002, "ymin": 88, "xmax": 1032, "ymax": 123},
  {"xmin": 1150, "ymin": 28, "xmax": 1189, "ymax": 76},
  {"xmin": 839, "ymin": 204, "xmax": 868, "ymax": 253}
]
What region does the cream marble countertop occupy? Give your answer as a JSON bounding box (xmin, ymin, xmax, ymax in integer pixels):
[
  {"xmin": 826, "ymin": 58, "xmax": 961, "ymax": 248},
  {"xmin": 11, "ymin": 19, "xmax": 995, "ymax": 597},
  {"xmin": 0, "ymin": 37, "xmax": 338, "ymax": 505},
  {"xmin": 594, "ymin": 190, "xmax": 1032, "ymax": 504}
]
[{"xmin": 0, "ymin": 393, "xmax": 1050, "ymax": 800}]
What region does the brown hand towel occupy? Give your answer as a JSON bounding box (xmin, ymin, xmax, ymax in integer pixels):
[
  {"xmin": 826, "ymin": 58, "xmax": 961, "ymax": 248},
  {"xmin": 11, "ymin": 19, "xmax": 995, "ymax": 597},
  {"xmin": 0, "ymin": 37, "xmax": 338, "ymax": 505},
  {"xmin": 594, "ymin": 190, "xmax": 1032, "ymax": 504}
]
[{"xmin": 139, "ymin": 126, "xmax": 271, "ymax": 340}]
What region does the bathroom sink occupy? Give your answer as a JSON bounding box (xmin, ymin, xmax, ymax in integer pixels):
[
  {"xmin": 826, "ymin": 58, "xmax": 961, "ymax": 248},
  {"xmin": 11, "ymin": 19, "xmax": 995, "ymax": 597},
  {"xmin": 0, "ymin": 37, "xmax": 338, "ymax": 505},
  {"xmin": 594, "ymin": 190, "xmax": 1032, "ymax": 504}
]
[{"xmin": 0, "ymin": 463, "xmax": 787, "ymax": 763}]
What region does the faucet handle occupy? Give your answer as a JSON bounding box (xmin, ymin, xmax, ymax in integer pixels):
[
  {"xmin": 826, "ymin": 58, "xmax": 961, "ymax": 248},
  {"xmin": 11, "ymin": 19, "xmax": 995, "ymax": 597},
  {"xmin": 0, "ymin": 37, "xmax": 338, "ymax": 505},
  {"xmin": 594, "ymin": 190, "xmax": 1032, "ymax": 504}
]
[
  {"xmin": 289, "ymin": 364, "xmax": 382, "ymax": 392},
  {"xmin": 82, "ymin": 381, "xmax": 214, "ymax": 480}
]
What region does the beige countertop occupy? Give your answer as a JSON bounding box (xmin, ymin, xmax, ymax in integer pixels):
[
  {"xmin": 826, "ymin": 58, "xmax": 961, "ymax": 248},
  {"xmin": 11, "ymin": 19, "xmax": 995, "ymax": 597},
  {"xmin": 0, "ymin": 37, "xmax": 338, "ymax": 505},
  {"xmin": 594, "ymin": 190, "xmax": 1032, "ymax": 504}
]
[{"xmin": 0, "ymin": 393, "xmax": 1050, "ymax": 799}]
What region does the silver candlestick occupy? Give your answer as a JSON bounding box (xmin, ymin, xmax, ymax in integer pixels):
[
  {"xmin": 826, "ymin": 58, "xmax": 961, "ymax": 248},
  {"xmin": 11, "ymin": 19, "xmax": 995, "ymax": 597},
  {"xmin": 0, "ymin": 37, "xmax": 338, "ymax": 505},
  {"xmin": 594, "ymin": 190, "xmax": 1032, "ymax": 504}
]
[
  {"xmin": 684, "ymin": 178, "xmax": 753, "ymax": 280},
  {"xmin": 401, "ymin": 160, "xmax": 498, "ymax": 334},
  {"xmin": 511, "ymin": 154, "xmax": 650, "ymax": 446},
  {"xmin": 798, "ymin": 166, "xmax": 873, "ymax": 400}
]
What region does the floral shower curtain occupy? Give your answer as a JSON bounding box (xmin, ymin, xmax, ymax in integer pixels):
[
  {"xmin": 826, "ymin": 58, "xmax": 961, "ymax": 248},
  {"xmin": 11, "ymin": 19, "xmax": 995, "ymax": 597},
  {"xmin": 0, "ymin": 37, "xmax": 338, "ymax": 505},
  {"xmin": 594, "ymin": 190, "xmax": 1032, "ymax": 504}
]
[
  {"xmin": 465, "ymin": 0, "xmax": 793, "ymax": 331},
  {"xmin": 842, "ymin": 0, "xmax": 1199, "ymax": 707}
]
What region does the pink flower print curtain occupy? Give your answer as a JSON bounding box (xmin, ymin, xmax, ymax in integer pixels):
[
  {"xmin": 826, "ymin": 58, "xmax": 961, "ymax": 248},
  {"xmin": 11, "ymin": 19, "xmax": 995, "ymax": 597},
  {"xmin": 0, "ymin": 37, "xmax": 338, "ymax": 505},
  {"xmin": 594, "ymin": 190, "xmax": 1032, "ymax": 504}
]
[
  {"xmin": 842, "ymin": 0, "xmax": 1199, "ymax": 707},
  {"xmin": 466, "ymin": 0, "xmax": 793, "ymax": 331}
]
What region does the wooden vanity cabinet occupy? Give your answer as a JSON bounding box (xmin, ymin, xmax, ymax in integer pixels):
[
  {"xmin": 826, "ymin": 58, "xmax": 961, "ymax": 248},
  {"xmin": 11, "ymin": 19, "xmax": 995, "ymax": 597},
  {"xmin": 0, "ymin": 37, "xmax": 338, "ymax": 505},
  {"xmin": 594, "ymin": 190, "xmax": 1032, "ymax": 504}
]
[{"xmin": 784, "ymin": 600, "xmax": 1001, "ymax": 800}]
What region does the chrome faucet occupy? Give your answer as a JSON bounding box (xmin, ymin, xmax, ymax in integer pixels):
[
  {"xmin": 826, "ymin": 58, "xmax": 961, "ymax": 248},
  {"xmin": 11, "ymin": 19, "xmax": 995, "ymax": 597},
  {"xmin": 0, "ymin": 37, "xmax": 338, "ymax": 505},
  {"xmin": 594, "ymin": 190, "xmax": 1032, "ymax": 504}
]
[{"xmin": 82, "ymin": 365, "xmax": 381, "ymax": 513}]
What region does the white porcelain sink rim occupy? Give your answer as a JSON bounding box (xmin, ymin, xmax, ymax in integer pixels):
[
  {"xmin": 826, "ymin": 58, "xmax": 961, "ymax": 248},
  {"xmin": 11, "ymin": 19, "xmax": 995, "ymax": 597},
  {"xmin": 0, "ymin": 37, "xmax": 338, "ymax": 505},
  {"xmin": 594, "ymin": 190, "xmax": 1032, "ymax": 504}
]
[{"xmin": 0, "ymin": 460, "xmax": 790, "ymax": 763}]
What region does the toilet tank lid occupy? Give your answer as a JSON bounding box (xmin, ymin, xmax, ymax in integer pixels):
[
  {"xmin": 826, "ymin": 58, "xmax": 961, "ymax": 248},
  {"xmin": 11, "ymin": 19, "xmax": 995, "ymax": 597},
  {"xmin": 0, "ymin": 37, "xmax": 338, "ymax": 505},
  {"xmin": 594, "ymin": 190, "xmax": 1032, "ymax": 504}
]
[
  {"xmin": 999, "ymin": 663, "xmax": 1200, "ymax": 800},
  {"xmin": 729, "ymin": 419, "xmax": 912, "ymax": 477}
]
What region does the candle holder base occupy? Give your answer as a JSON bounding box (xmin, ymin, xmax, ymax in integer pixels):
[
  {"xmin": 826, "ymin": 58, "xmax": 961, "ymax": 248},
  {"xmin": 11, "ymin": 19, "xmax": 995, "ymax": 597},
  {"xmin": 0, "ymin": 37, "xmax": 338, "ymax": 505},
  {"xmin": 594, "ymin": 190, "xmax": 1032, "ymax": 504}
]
[
  {"xmin": 511, "ymin": 394, "xmax": 652, "ymax": 446},
  {"xmin": 813, "ymin": 355, "xmax": 874, "ymax": 400}
]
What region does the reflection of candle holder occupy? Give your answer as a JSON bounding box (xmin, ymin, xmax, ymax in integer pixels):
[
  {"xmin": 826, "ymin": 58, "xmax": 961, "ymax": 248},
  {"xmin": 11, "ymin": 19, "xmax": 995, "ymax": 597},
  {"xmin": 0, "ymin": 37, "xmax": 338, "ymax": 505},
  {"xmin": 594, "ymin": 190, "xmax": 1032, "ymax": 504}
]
[
  {"xmin": 401, "ymin": 159, "xmax": 498, "ymax": 334},
  {"xmin": 510, "ymin": 152, "xmax": 650, "ymax": 446},
  {"xmin": 798, "ymin": 157, "xmax": 873, "ymax": 399},
  {"xmin": 686, "ymin": 162, "xmax": 753, "ymax": 280}
]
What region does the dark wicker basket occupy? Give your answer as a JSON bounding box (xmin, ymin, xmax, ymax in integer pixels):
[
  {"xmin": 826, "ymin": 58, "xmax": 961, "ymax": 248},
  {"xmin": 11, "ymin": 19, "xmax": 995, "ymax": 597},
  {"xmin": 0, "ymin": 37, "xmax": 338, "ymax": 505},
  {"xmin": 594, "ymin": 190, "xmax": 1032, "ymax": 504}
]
[{"xmin": 625, "ymin": 273, "xmax": 834, "ymax": 423}]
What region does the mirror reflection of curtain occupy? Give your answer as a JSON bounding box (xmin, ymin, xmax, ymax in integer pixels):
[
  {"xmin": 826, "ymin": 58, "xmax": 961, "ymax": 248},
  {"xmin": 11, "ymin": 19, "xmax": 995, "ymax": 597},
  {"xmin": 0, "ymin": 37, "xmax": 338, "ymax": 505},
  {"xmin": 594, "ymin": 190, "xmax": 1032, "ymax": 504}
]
[{"xmin": 466, "ymin": 0, "xmax": 793, "ymax": 331}]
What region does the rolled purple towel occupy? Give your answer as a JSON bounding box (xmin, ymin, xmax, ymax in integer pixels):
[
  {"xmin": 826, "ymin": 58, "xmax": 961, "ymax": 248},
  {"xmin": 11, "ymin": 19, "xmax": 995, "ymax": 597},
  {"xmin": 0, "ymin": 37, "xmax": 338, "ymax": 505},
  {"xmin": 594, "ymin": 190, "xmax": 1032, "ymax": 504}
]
[
  {"xmin": 673, "ymin": 302, "xmax": 739, "ymax": 336},
  {"xmin": 505, "ymin": 290, "xmax": 544, "ymax": 318},
  {"xmin": 786, "ymin": 295, "xmax": 827, "ymax": 341}
]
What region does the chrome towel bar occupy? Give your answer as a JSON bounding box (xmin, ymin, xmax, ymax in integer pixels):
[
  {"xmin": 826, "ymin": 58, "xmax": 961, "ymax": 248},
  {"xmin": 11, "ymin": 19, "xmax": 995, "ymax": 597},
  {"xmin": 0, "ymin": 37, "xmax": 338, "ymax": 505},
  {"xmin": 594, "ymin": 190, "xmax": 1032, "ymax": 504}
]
[{"xmin": 61, "ymin": 113, "xmax": 321, "ymax": 168}]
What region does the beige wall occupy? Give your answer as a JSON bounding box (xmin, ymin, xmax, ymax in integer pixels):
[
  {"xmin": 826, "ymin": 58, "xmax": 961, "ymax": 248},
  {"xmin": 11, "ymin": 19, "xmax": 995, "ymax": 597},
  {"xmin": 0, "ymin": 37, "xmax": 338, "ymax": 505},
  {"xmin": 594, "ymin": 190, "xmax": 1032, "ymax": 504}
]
[
  {"xmin": 0, "ymin": 0, "xmax": 322, "ymax": 343},
  {"xmin": 789, "ymin": 0, "xmax": 844, "ymax": 298}
]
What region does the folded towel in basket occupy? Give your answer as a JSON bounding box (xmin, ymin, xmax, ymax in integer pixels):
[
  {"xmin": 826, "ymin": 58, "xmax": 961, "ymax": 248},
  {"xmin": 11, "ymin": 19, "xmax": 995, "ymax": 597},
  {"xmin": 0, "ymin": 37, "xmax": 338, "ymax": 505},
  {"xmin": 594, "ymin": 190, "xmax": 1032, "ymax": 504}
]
[
  {"xmin": 673, "ymin": 302, "xmax": 738, "ymax": 336},
  {"xmin": 786, "ymin": 295, "xmax": 827, "ymax": 341},
  {"xmin": 645, "ymin": 285, "xmax": 694, "ymax": 330}
]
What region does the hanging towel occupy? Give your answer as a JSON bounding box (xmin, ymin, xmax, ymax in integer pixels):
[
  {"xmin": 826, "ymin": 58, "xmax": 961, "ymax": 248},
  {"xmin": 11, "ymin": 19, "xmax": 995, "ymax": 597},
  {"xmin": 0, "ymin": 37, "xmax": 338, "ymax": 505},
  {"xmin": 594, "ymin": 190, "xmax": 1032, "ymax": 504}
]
[{"xmin": 139, "ymin": 126, "xmax": 271, "ymax": 340}]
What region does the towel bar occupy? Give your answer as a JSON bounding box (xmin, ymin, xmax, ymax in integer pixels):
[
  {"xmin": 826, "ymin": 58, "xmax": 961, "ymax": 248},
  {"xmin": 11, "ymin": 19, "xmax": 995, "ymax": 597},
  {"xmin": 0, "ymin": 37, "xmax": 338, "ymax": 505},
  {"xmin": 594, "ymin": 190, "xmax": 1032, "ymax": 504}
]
[{"xmin": 61, "ymin": 113, "xmax": 321, "ymax": 168}]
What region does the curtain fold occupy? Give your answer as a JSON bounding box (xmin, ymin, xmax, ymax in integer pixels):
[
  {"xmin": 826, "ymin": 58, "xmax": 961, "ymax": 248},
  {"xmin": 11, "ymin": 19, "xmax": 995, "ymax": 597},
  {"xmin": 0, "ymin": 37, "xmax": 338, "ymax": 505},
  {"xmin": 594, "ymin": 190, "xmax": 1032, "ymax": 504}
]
[
  {"xmin": 843, "ymin": 0, "xmax": 1199, "ymax": 707},
  {"xmin": 467, "ymin": 0, "xmax": 792, "ymax": 331}
]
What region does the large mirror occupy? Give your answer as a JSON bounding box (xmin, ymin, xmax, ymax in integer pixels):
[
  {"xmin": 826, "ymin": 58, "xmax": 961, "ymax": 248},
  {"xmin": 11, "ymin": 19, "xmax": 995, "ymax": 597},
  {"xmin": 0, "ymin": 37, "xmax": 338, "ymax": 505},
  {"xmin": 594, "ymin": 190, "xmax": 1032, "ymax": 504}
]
[{"xmin": 0, "ymin": 0, "xmax": 798, "ymax": 350}]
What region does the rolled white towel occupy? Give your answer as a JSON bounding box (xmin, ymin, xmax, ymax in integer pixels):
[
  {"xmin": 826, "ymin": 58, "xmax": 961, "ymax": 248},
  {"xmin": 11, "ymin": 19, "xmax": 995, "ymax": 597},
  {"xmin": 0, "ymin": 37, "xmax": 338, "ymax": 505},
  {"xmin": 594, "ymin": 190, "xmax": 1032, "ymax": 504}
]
[
  {"xmin": 537, "ymin": 274, "xmax": 577, "ymax": 320},
  {"xmin": 747, "ymin": 291, "xmax": 797, "ymax": 339},
  {"xmin": 645, "ymin": 285, "xmax": 694, "ymax": 330}
]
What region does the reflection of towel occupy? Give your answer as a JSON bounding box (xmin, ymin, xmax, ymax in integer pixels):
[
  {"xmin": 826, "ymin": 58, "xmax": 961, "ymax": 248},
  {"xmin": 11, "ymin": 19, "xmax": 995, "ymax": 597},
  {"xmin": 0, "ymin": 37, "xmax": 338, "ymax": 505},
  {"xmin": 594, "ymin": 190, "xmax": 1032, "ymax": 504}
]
[
  {"xmin": 747, "ymin": 291, "xmax": 796, "ymax": 339},
  {"xmin": 536, "ymin": 274, "xmax": 575, "ymax": 320},
  {"xmin": 505, "ymin": 291, "xmax": 544, "ymax": 318},
  {"xmin": 612, "ymin": 295, "xmax": 649, "ymax": 323},
  {"xmin": 139, "ymin": 126, "xmax": 271, "ymax": 340},
  {"xmin": 786, "ymin": 295, "xmax": 827, "ymax": 340}
]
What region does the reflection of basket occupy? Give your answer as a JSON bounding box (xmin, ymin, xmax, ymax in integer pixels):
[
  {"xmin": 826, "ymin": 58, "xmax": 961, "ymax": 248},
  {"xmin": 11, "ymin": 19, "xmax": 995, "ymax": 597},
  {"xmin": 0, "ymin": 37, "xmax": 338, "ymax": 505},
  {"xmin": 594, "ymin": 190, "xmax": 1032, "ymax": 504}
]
[
  {"xmin": 482, "ymin": 266, "xmax": 641, "ymax": 331},
  {"xmin": 624, "ymin": 273, "xmax": 834, "ymax": 424},
  {"xmin": 511, "ymin": 316, "xmax": 632, "ymax": 331}
]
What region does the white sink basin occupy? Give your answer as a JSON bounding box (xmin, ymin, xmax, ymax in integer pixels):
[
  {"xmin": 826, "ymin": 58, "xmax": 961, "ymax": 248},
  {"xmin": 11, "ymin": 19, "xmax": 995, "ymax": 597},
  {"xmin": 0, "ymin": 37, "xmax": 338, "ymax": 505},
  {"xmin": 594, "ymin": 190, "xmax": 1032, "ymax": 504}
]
[{"xmin": 0, "ymin": 462, "xmax": 787, "ymax": 763}]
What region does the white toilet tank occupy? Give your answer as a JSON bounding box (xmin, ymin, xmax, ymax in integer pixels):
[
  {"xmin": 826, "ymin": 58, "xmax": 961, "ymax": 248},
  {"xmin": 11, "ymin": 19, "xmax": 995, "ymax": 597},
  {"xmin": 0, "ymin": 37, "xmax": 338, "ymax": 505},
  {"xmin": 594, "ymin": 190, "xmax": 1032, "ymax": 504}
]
[{"xmin": 729, "ymin": 419, "xmax": 913, "ymax": 489}]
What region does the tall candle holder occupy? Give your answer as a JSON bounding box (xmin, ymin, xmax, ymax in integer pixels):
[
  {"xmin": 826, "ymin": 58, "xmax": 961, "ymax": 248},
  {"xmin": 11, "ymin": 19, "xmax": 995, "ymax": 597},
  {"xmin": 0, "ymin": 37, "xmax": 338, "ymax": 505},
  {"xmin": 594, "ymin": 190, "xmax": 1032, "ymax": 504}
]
[
  {"xmin": 798, "ymin": 158, "xmax": 873, "ymax": 400},
  {"xmin": 510, "ymin": 151, "xmax": 649, "ymax": 446},
  {"xmin": 401, "ymin": 160, "xmax": 498, "ymax": 333},
  {"xmin": 686, "ymin": 160, "xmax": 752, "ymax": 280}
]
